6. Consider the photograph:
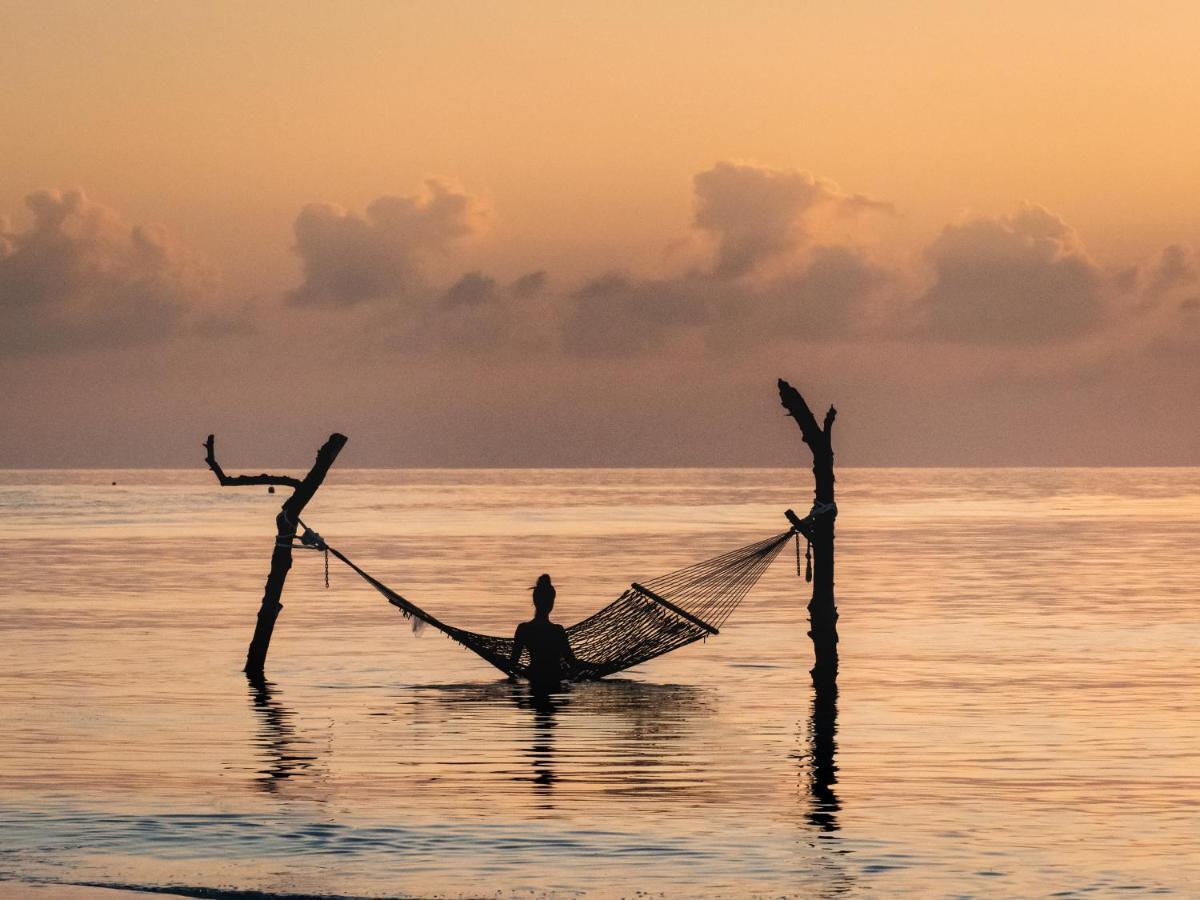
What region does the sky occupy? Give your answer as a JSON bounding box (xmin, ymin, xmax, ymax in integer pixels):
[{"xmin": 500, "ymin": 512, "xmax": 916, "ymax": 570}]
[{"xmin": 1, "ymin": 1, "xmax": 1197, "ymax": 467}]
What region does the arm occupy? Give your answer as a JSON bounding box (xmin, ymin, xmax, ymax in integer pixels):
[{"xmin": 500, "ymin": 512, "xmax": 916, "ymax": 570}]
[{"xmin": 559, "ymin": 626, "xmax": 580, "ymax": 675}]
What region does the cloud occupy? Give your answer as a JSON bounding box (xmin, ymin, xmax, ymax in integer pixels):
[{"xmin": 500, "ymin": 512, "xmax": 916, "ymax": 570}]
[
  {"xmin": 916, "ymin": 204, "xmax": 1106, "ymax": 343},
  {"xmin": 562, "ymin": 272, "xmax": 713, "ymax": 356},
  {"xmin": 388, "ymin": 271, "xmax": 557, "ymax": 356},
  {"xmin": 1143, "ymin": 295, "xmax": 1200, "ymax": 361},
  {"xmin": 1122, "ymin": 245, "xmax": 1200, "ymax": 360},
  {"xmin": 1147, "ymin": 244, "xmax": 1197, "ymax": 298},
  {"xmin": 0, "ymin": 189, "xmax": 219, "ymax": 353},
  {"xmin": 509, "ymin": 270, "xmax": 547, "ymax": 298},
  {"xmin": 441, "ymin": 271, "xmax": 497, "ymax": 308},
  {"xmin": 372, "ymin": 268, "xmax": 556, "ymax": 356},
  {"xmin": 768, "ymin": 245, "xmax": 892, "ymax": 336},
  {"xmin": 274, "ymin": 163, "xmax": 894, "ymax": 357},
  {"xmin": 560, "ymin": 162, "xmax": 896, "ymax": 356},
  {"xmin": 272, "ymin": 167, "xmax": 1137, "ymax": 362},
  {"xmin": 692, "ymin": 161, "xmax": 892, "ymax": 279},
  {"xmin": 286, "ymin": 180, "xmax": 486, "ymax": 307},
  {"xmin": 561, "ymin": 244, "xmax": 892, "ymax": 356}
]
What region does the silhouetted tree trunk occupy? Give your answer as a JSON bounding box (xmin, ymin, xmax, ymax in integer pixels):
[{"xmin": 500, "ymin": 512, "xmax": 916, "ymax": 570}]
[
  {"xmin": 778, "ymin": 379, "xmax": 838, "ymax": 688},
  {"xmin": 205, "ymin": 433, "xmax": 347, "ymax": 677}
]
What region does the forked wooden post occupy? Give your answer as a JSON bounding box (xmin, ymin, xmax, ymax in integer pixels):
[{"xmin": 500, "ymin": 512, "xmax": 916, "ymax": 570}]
[
  {"xmin": 777, "ymin": 379, "xmax": 838, "ymax": 688},
  {"xmin": 204, "ymin": 433, "xmax": 348, "ymax": 677}
]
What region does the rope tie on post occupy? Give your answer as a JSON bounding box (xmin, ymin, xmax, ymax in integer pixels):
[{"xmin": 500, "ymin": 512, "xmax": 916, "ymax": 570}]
[
  {"xmin": 291, "ymin": 517, "xmax": 330, "ymax": 587},
  {"xmin": 801, "ymin": 500, "xmax": 832, "ymax": 583},
  {"xmin": 788, "ymin": 502, "xmax": 832, "ymax": 582},
  {"xmin": 794, "ymin": 531, "xmax": 812, "ymax": 581}
]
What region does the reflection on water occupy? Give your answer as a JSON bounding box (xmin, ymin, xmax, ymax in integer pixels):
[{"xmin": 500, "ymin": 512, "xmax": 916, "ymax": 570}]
[
  {"xmin": 246, "ymin": 674, "xmax": 329, "ymax": 797},
  {"xmin": 520, "ymin": 687, "xmax": 562, "ymax": 792},
  {"xmin": 803, "ymin": 684, "xmax": 840, "ymax": 833},
  {"xmin": 2, "ymin": 467, "xmax": 1199, "ymax": 897},
  {"xmin": 398, "ymin": 679, "xmax": 717, "ymax": 808},
  {"xmin": 796, "ymin": 681, "xmax": 844, "ymax": 840}
]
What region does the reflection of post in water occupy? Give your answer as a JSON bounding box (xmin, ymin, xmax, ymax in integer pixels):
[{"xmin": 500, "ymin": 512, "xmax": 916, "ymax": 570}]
[
  {"xmin": 245, "ymin": 673, "xmax": 325, "ymax": 795},
  {"xmin": 805, "ymin": 683, "xmax": 840, "ymax": 831}
]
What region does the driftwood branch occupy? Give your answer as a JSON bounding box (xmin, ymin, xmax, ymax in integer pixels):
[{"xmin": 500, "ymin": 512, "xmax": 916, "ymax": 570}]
[
  {"xmin": 778, "ymin": 380, "xmax": 836, "ymax": 505},
  {"xmin": 281, "ymin": 434, "xmax": 349, "ymax": 522},
  {"xmin": 778, "ymin": 379, "xmax": 838, "ymax": 688},
  {"xmin": 822, "ymin": 405, "xmax": 837, "ymax": 436},
  {"xmin": 204, "ymin": 435, "xmax": 303, "ymax": 489},
  {"xmin": 779, "ymin": 381, "xmax": 820, "ymax": 442},
  {"xmin": 205, "ymin": 432, "xmax": 348, "ymax": 676}
]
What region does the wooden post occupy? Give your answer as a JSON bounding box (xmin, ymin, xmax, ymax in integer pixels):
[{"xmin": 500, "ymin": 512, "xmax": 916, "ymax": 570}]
[
  {"xmin": 204, "ymin": 432, "xmax": 348, "ymax": 677},
  {"xmin": 777, "ymin": 379, "xmax": 838, "ymax": 688}
]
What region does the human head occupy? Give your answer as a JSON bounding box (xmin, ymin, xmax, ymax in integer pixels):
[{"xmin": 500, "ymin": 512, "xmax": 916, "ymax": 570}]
[{"xmin": 532, "ymin": 573, "xmax": 556, "ymax": 614}]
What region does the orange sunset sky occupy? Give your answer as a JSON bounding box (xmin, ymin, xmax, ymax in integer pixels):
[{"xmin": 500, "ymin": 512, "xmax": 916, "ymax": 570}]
[{"xmin": 2, "ymin": 1, "xmax": 1197, "ymax": 466}]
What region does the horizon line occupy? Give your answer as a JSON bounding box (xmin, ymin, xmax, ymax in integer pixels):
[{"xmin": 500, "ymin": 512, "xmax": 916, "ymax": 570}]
[{"xmin": 2, "ymin": 464, "xmax": 1198, "ymax": 471}]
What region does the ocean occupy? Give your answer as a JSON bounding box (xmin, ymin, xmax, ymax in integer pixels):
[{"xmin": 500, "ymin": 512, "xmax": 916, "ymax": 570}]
[{"xmin": 1, "ymin": 467, "xmax": 1197, "ymax": 898}]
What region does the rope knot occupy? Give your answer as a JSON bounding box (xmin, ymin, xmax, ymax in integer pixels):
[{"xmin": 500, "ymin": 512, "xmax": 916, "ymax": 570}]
[
  {"xmin": 810, "ymin": 500, "xmax": 837, "ymax": 519},
  {"xmin": 299, "ymin": 527, "xmax": 326, "ymax": 550}
]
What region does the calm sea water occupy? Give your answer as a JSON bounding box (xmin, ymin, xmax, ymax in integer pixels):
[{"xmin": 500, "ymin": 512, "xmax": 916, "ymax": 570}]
[{"xmin": 0, "ymin": 468, "xmax": 1197, "ymax": 898}]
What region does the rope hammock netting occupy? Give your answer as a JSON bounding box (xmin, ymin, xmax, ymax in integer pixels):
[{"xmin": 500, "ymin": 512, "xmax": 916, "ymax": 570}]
[{"xmin": 291, "ymin": 503, "xmax": 833, "ymax": 681}]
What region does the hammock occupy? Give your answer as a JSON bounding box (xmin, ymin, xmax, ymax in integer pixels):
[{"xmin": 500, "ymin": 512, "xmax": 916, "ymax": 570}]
[{"xmin": 309, "ymin": 506, "xmax": 827, "ymax": 681}]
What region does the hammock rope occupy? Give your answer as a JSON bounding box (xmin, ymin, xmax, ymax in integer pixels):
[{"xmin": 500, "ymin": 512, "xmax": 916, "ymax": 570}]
[{"xmin": 298, "ymin": 504, "xmax": 833, "ymax": 681}]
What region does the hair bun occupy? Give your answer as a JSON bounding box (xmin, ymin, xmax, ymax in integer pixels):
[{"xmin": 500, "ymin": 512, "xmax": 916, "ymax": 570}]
[{"xmin": 532, "ymin": 574, "xmax": 556, "ymax": 606}]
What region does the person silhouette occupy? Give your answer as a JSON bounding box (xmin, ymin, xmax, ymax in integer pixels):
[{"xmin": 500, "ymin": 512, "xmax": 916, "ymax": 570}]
[{"xmin": 509, "ymin": 574, "xmax": 578, "ymax": 691}]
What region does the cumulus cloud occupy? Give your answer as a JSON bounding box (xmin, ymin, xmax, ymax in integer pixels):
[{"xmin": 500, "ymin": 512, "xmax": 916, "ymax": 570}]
[
  {"xmin": 560, "ymin": 164, "xmax": 895, "ymax": 356},
  {"xmin": 770, "ymin": 245, "xmax": 892, "ymax": 336},
  {"xmin": 441, "ymin": 271, "xmax": 497, "ymax": 308},
  {"xmin": 509, "ymin": 270, "xmax": 547, "ymax": 298},
  {"xmin": 1117, "ymin": 245, "xmax": 1200, "ymax": 359},
  {"xmin": 275, "ymin": 163, "xmax": 896, "ymax": 357},
  {"xmin": 286, "ymin": 180, "xmax": 485, "ymax": 307},
  {"xmin": 1147, "ymin": 244, "xmax": 1197, "ymax": 299},
  {"xmin": 373, "ymin": 267, "xmax": 558, "ymax": 355},
  {"xmin": 1141, "ymin": 295, "xmax": 1200, "ymax": 362},
  {"xmin": 561, "ymin": 245, "xmax": 892, "ymax": 356},
  {"xmin": 274, "ymin": 167, "xmax": 1146, "ymax": 361},
  {"xmin": 0, "ymin": 189, "xmax": 220, "ymax": 353},
  {"xmin": 385, "ymin": 271, "xmax": 559, "ymax": 356},
  {"xmin": 692, "ymin": 161, "xmax": 892, "ymax": 279},
  {"xmin": 916, "ymin": 204, "xmax": 1106, "ymax": 343},
  {"xmin": 562, "ymin": 273, "xmax": 713, "ymax": 356}
]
